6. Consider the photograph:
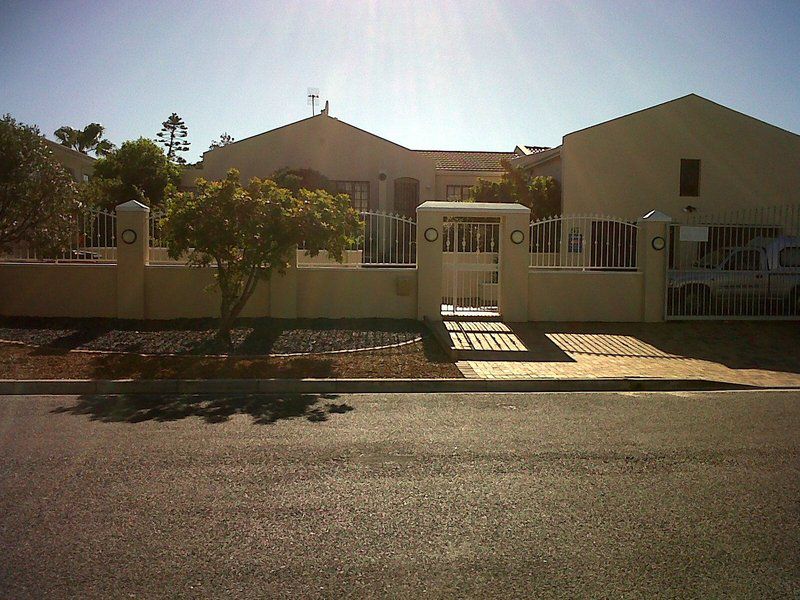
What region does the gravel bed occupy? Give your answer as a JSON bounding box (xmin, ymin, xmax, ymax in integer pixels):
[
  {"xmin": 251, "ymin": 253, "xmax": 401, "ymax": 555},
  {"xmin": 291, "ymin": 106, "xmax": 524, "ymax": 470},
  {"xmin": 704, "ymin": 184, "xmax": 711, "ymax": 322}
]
[{"xmin": 0, "ymin": 317, "xmax": 426, "ymax": 356}]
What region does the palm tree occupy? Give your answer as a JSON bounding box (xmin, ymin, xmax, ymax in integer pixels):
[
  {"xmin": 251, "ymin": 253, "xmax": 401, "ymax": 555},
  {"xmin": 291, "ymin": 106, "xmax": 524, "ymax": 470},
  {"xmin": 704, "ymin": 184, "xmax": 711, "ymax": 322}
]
[{"xmin": 54, "ymin": 123, "xmax": 114, "ymax": 156}]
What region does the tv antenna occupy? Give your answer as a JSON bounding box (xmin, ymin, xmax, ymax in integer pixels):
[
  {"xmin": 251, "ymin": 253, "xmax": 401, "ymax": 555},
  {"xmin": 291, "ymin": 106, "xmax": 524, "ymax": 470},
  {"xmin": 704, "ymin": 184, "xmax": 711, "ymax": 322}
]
[{"xmin": 307, "ymin": 87, "xmax": 320, "ymax": 115}]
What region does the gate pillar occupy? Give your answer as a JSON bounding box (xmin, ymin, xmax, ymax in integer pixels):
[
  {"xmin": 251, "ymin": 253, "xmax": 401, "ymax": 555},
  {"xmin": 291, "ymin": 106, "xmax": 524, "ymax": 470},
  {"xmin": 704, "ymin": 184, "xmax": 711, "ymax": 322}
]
[
  {"xmin": 637, "ymin": 210, "xmax": 672, "ymax": 322},
  {"xmin": 501, "ymin": 210, "xmax": 531, "ymax": 322},
  {"xmin": 115, "ymin": 199, "xmax": 149, "ymax": 319},
  {"xmin": 416, "ymin": 206, "xmax": 444, "ymax": 320}
]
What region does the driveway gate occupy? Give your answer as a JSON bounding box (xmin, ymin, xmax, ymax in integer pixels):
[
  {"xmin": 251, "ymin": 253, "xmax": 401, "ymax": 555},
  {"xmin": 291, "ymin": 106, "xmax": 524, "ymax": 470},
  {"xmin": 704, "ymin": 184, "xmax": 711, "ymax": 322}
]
[
  {"xmin": 665, "ymin": 204, "xmax": 800, "ymax": 319},
  {"xmin": 442, "ymin": 217, "xmax": 501, "ymax": 316}
]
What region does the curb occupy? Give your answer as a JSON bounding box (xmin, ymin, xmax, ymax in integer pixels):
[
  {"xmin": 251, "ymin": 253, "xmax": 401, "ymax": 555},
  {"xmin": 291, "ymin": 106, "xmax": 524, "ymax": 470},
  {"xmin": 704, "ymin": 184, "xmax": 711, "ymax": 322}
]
[{"xmin": 0, "ymin": 377, "xmax": 768, "ymax": 395}]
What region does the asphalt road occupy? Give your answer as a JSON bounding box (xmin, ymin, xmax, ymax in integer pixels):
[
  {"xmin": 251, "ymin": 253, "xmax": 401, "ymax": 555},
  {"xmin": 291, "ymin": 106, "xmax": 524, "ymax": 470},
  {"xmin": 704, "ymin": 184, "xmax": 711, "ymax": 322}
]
[{"xmin": 1, "ymin": 391, "xmax": 799, "ymax": 599}]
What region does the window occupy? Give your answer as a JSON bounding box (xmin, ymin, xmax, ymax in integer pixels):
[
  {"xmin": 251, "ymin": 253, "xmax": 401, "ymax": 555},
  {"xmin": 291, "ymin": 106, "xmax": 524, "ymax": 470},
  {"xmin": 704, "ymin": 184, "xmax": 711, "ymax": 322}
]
[
  {"xmin": 334, "ymin": 181, "xmax": 370, "ymax": 211},
  {"xmin": 780, "ymin": 247, "xmax": 800, "ymax": 267},
  {"xmin": 680, "ymin": 159, "xmax": 701, "ymax": 197},
  {"xmin": 445, "ymin": 185, "xmax": 473, "ymax": 201},
  {"xmin": 82, "ymin": 173, "xmax": 90, "ymax": 183}
]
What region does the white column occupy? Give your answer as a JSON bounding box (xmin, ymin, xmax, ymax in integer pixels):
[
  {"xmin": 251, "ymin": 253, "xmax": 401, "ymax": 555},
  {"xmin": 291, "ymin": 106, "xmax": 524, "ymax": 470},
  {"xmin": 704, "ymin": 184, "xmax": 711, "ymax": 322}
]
[
  {"xmin": 416, "ymin": 206, "xmax": 443, "ymax": 320},
  {"xmin": 637, "ymin": 210, "xmax": 672, "ymax": 322},
  {"xmin": 500, "ymin": 209, "xmax": 531, "ymax": 322},
  {"xmin": 115, "ymin": 200, "xmax": 149, "ymax": 319}
]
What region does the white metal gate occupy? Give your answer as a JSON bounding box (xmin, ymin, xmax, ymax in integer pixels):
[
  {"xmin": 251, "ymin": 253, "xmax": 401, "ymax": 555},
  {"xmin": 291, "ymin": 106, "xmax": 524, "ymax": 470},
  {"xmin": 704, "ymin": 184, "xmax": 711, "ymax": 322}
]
[
  {"xmin": 442, "ymin": 218, "xmax": 501, "ymax": 316},
  {"xmin": 666, "ymin": 204, "xmax": 800, "ymax": 320}
]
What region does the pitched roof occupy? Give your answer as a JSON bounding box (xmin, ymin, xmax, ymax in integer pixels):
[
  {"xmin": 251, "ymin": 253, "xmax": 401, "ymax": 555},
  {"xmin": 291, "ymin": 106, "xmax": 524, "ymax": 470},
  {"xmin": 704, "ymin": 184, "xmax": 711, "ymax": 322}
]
[
  {"xmin": 523, "ymin": 145, "xmax": 550, "ymax": 154},
  {"xmin": 564, "ymin": 93, "xmax": 800, "ymax": 140},
  {"xmin": 43, "ymin": 138, "xmax": 97, "ymax": 164},
  {"xmin": 511, "ymin": 145, "xmax": 562, "ymax": 169},
  {"xmin": 414, "ymin": 150, "xmax": 518, "ymax": 172}
]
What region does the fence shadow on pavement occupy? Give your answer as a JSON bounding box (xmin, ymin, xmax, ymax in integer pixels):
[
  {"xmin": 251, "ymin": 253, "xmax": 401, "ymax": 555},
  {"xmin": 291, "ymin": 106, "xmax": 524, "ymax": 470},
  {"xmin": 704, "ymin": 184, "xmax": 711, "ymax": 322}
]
[
  {"xmin": 51, "ymin": 393, "xmax": 353, "ymax": 425},
  {"xmin": 512, "ymin": 321, "xmax": 800, "ymax": 375}
]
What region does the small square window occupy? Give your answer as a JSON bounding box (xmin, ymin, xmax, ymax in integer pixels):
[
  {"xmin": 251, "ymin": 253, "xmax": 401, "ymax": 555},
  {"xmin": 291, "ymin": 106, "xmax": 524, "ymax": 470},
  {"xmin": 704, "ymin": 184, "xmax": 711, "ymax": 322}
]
[
  {"xmin": 445, "ymin": 184, "xmax": 474, "ymax": 201},
  {"xmin": 680, "ymin": 159, "xmax": 700, "ymax": 197}
]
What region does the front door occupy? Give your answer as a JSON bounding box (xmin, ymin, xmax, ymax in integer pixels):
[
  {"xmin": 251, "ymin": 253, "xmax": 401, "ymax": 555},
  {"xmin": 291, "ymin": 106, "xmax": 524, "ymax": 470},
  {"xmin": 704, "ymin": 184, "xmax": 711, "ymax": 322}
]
[{"xmin": 441, "ymin": 218, "xmax": 501, "ymax": 316}]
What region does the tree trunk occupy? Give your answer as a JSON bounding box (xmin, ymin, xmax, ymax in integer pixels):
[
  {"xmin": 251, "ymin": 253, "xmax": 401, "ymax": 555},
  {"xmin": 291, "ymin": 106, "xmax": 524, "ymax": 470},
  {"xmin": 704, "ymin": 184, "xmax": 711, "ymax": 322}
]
[
  {"xmin": 214, "ymin": 267, "xmax": 261, "ymax": 349},
  {"xmin": 215, "ymin": 313, "xmax": 234, "ymax": 347},
  {"xmin": 215, "ymin": 269, "xmax": 235, "ymax": 348}
]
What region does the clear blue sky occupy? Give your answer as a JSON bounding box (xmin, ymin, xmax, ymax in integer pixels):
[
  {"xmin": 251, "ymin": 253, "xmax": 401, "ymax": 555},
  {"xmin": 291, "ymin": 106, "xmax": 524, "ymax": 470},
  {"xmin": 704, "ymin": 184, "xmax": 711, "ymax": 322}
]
[{"xmin": 2, "ymin": 0, "xmax": 799, "ymax": 162}]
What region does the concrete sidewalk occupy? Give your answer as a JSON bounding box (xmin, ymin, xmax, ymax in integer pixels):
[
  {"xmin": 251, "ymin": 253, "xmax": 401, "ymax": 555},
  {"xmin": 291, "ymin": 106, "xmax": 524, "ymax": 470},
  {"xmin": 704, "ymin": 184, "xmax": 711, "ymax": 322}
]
[{"xmin": 456, "ymin": 321, "xmax": 800, "ymax": 387}]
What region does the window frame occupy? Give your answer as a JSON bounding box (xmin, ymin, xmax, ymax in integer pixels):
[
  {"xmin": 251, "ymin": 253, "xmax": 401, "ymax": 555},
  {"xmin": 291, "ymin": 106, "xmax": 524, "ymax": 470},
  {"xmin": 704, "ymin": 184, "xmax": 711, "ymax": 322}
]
[
  {"xmin": 779, "ymin": 247, "xmax": 800, "ymax": 268},
  {"xmin": 333, "ymin": 180, "xmax": 370, "ymax": 212},
  {"xmin": 445, "ymin": 184, "xmax": 474, "ymax": 201}
]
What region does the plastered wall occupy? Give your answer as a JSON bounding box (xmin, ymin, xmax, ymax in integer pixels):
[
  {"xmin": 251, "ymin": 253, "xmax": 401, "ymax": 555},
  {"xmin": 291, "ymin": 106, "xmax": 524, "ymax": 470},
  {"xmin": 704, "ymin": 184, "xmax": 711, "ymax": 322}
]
[
  {"xmin": 183, "ymin": 115, "xmax": 437, "ymax": 213},
  {"xmin": 528, "ymin": 271, "xmax": 644, "ymax": 322},
  {"xmin": 562, "ymin": 95, "xmax": 800, "ymax": 219},
  {"xmin": 0, "ymin": 263, "xmax": 116, "ymax": 318}
]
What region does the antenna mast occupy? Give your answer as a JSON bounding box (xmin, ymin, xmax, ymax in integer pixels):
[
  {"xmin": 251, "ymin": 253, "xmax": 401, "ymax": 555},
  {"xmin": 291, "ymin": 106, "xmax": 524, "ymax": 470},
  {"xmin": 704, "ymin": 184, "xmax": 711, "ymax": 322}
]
[{"xmin": 307, "ymin": 87, "xmax": 320, "ymax": 116}]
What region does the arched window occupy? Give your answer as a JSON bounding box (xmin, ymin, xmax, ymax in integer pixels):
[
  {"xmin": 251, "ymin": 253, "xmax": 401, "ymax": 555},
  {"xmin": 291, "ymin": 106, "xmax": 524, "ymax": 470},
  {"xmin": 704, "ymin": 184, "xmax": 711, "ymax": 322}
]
[{"xmin": 394, "ymin": 177, "xmax": 419, "ymax": 217}]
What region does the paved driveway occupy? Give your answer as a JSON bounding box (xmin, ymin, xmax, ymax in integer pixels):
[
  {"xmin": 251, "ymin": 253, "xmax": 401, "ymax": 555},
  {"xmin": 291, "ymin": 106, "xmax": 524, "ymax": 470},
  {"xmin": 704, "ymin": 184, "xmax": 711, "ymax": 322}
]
[
  {"xmin": 1, "ymin": 391, "xmax": 799, "ymax": 598},
  {"xmin": 457, "ymin": 321, "xmax": 800, "ymax": 386}
]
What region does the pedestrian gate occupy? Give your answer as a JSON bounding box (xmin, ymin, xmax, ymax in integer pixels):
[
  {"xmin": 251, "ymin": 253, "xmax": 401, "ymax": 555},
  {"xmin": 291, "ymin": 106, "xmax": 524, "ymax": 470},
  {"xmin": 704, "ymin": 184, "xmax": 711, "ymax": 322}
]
[{"xmin": 442, "ymin": 217, "xmax": 501, "ymax": 316}]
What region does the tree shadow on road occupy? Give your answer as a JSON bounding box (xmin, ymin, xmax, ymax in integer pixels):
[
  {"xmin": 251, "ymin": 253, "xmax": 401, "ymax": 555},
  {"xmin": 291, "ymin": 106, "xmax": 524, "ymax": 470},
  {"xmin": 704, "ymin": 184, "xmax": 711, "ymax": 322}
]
[{"xmin": 51, "ymin": 393, "xmax": 353, "ymax": 425}]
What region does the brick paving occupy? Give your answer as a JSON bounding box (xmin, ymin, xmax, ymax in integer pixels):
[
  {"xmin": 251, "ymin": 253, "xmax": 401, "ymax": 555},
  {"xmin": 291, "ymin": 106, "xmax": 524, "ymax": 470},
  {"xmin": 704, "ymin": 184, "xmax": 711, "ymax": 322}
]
[{"xmin": 456, "ymin": 321, "xmax": 800, "ymax": 387}]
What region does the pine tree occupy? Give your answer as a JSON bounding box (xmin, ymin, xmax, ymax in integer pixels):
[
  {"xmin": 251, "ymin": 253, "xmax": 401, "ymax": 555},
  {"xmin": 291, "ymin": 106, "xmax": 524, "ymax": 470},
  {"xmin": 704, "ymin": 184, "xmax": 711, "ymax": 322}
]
[{"xmin": 156, "ymin": 113, "xmax": 190, "ymax": 164}]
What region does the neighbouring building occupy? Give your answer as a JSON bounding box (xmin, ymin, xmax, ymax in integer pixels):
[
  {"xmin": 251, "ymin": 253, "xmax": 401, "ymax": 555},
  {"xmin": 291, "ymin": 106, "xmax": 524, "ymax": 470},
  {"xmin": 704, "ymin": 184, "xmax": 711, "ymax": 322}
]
[
  {"xmin": 43, "ymin": 138, "xmax": 95, "ymax": 183},
  {"xmin": 182, "ymin": 108, "xmax": 541, "ymax": 215},
  {"xmin": 183, "ymin": 94, "xmax": 800, "ymax": 220},
  {"xmin": 512, "ymin": 94, "xmax": 800, "ymax": 219}
]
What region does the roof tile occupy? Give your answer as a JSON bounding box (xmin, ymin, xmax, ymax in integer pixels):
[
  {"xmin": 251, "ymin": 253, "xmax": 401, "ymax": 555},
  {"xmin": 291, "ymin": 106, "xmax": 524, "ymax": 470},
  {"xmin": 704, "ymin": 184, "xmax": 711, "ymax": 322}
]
[{"xmin": 415, "ymin": 150, "xmax": 518, "ymax": 172}]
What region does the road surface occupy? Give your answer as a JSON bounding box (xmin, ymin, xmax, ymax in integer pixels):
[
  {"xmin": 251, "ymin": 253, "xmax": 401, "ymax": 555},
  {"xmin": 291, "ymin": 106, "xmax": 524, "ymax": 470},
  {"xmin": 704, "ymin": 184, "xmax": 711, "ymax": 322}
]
[{"xmin": 1, "ymin": 391, "xmax": 798, "ymax": 598}]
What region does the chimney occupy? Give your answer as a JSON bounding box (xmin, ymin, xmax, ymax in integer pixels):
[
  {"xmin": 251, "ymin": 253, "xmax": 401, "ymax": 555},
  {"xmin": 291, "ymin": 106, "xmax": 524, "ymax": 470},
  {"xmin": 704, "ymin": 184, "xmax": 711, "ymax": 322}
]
[{"xmin": 321, "ymin": 100, "xmax": 330, "ymax": 116}]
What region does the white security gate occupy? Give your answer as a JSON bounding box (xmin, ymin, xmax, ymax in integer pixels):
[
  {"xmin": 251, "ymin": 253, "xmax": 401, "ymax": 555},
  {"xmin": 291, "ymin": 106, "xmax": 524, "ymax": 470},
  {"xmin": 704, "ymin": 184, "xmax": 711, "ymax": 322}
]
[
  {"xmin": 442, "ymin": 218, "xmax": 500, "ymax": 316},
  {"xmin": 666, "ymin": 204, "xmax": 800, "ymax": 319}
]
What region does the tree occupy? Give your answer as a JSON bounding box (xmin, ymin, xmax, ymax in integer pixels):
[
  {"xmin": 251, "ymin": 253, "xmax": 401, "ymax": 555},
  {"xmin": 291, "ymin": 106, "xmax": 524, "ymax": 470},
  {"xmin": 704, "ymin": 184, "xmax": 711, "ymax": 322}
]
[
  {"xmin": 270, "ymin": 167, "xmax": 336, "ymax": 195},
  {"xmin": 163, "ymin": 169, "xmax": 361, "ymax": 345},
  {"xmin": 0, "ymin": 114, "xmax": 78, "ymax": 253},
  {"xmin": 208, "ymin": 132, "xmax": 234, "ymax": 151},
  {"xmin": 469, "ymin": 159, "xmax": 561, "ymax": 218},
  {"xmin": 54, "ymin": 123, "xmax": 114, "ymax": 156},
  {"xmin": 87, "ymin": 138, "xmax": 181, "ymax": 209},
  {"xmin": 156, "ymin": 113, "xmax": 190, "ymax": 164}
]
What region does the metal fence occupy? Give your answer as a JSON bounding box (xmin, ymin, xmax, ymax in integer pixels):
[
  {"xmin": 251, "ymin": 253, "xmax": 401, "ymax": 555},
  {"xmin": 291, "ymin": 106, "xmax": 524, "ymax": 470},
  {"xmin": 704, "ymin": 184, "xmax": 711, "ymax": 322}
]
[
  {"xmin": 147, "ymin": 210, "xmax": 177, "ymax": 263},
  {"xmin": 529, "ymin": 215, "xmax": 638, "ymax": 270},
  {"xmin": 1, "ymin": 206, "xmax": 117, "ymax": 262},
  {"xmin": 666, "ymin": 204, "xmax": 800, "ymax": 319},
  {"xmin": 297, "ymin": 210, "xmax": 416, "ymax": 267},
  {"xmin": 149, "ymin": 210, "xmax": 166, "ymax": 248}
]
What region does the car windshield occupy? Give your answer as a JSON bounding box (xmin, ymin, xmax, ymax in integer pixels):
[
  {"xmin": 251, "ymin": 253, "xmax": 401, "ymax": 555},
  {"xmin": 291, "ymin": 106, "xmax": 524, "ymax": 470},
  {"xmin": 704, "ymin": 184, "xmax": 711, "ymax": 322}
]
[{"xmin": 694, "ymin": 248, "xmax": 732, "ymax": 268}]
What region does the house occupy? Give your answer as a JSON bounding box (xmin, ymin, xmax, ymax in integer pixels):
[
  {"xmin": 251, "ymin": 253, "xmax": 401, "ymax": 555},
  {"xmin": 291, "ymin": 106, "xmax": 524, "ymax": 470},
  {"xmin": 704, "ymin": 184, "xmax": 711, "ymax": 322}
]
[
  {"xmin": 43, "ymin": 138, "xmax": 95, "ymax": 183},
  {"xmin": 182, "ymin": 108, "xmax": 538, "ymax": 215},
  {"xmin": 512, "ymin": 94, "xmax": 800, "ymax": 219}
]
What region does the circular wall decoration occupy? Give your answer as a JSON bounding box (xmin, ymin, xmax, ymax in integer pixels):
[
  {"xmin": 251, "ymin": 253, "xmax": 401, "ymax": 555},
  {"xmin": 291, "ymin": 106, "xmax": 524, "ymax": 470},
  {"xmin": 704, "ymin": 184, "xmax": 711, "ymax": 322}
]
[
  {"xmin": 379, "ymin": 172, "xmax": 387, "ymax": 181},
  {"xmin": 121, "ymin": 229, "xmax": 137, "ymax": 244},
  {"xmin": 510, "ymin": 229, "xmax": 525, "ymax": 245},
  {"xmin": 424, "ymin": 227, "xmax": 439, "ymax": 242},
  {"xmin": 651, "ymin": 236, "xmax": 666, "ymax": 251}
]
